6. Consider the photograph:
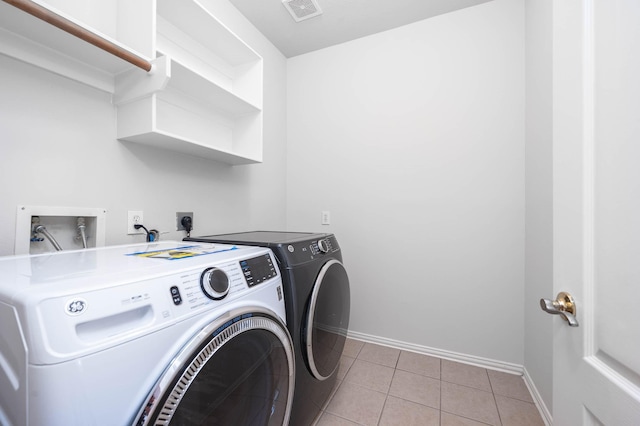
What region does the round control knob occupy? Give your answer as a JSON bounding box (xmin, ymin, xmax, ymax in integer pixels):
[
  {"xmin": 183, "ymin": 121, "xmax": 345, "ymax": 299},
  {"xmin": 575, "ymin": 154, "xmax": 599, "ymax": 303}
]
[
  {"xmin": 200, "ymin": 267, "xmax": 230, "ymax": 300},
  {"xmin": 318, "ymin": 239, "xmax": 330, "ymax": 254}
]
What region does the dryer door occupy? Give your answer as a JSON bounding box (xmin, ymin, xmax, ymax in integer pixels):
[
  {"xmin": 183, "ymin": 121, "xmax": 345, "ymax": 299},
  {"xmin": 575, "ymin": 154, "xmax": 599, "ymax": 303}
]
[
  {"xmin": 305, "ymin": 259, "xmax": 351, "ymax": 380},
  {"xmin": 134, "ymin": 307, "xmax": 294, "ymax": 426}
]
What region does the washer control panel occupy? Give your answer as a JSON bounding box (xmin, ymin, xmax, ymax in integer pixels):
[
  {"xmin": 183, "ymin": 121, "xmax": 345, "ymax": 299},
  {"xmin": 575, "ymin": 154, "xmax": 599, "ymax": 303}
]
[{"xmin": 170, "ymin": 253, "xmax": 278, "ymax": 307}]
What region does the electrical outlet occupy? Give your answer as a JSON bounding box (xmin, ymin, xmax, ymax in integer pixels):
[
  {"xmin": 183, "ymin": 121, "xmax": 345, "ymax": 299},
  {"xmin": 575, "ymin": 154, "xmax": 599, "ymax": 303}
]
[
  {"xmin": 127, "ymin": 210, "xmax": 144, "ymax": 235},
  {"xmin": 176, "ymin": 212, "xmax": 194, "ymax": 231},
  {"xmin": 321, "ymin": 211, "xmax": 331, "ymax": 225}
]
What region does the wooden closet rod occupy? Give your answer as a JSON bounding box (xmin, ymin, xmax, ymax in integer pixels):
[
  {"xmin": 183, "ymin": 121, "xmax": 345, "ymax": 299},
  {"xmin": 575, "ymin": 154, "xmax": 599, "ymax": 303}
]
[{"xmin": 3, "ymin": 0, "xmax": 153, "ymax": 72}]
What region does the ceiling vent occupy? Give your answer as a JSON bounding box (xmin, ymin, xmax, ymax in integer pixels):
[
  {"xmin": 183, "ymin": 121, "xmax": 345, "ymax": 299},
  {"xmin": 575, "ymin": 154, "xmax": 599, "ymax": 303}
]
[{"xmin": 282, "ymin": 0, "xmax": 323, "ymax": 22}]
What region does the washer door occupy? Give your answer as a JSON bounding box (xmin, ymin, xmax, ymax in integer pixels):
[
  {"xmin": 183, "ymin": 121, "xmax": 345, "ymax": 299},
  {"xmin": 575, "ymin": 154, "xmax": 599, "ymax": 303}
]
[
  {"xmin": 135, "ymin": 307, "xmax": 294, "ymax": 426},
  {"xmin": 305, "ymin": 259, "xmax": 351, "ymax": 380}
]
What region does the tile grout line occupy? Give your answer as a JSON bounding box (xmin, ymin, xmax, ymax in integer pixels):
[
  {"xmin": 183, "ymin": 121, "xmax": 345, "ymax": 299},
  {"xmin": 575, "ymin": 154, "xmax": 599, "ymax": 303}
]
[
  {"xmin": 376, "ymin": 346, "xmax": 400, "ymax": 426},
  {"xmin": 438, "ymin": 357, "xmax": 442, "ymax": 426},
  {"xmin": 376, "ymin": 373, "xmax": 392, "ymax": 426},
  {"xmin": 486, "ymin": 368, "xmax": 503, "ymax": 426}
]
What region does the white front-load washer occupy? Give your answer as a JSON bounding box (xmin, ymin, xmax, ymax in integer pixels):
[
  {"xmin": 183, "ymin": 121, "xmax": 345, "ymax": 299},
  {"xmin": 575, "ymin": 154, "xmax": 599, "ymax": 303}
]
[{"xmin": 0, "ymin": 241, "xmax": 294, "ymax": 426}]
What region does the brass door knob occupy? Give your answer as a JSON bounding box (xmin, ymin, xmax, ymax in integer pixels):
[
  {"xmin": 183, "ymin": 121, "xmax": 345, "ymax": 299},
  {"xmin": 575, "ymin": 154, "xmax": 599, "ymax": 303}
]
[{"xmin": 540, "ymin": 292, "xmax": 579, "ymax": 327}]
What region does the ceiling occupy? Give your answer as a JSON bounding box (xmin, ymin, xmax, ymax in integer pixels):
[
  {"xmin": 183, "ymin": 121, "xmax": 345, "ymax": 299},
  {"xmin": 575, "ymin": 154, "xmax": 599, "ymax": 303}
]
[{"xmin": 229, "ymin": 0, "xmax": 493, "ymax": 58}]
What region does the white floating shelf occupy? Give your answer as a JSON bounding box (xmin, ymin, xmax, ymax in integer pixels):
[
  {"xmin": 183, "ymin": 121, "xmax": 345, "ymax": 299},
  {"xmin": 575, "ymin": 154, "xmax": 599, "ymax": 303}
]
[
  {"xmin": 116, "ymin": 0, "xmax": 264, "ymax": 165},
  {"xmin": 116, "ymin": 55, "xmax": 263, "ymax": 165}
]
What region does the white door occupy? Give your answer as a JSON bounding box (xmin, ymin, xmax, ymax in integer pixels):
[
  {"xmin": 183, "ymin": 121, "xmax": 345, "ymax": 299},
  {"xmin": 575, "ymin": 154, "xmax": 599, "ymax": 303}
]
[{"xmin": 550, "ymin": 0, "xmax": 640, "ymax": 424}]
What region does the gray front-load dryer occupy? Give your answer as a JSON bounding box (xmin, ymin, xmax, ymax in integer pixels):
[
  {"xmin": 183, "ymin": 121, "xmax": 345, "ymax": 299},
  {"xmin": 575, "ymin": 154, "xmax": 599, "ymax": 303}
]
[{"xmin": 186, "ymin": 231, "xmax": 350, "ymax": 425}]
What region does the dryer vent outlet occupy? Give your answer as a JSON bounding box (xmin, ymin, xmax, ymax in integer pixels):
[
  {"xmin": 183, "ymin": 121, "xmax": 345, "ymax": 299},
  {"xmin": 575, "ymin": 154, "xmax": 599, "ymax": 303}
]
[{"xmin": 282, "ymin": 0, "xmax": 323, "ymax": 22}]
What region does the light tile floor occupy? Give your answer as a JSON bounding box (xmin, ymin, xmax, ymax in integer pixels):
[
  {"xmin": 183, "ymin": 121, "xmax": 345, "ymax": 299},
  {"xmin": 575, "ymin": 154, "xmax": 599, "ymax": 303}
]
[{"xmin": 313, "ymin": 339, "xmax": 545, "ymax": 426}]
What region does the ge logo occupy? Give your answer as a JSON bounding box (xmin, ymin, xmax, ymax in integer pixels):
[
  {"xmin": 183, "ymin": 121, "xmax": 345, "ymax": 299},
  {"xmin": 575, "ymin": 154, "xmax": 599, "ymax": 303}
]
[{"xmin": 66, "ymin": 299, "xmax": 87, "ymax": 315}]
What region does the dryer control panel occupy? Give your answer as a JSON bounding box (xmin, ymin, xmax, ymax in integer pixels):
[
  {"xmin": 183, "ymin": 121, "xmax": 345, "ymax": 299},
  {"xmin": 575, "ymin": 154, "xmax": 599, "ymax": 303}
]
[
  {"xmin": 278, "ymin": 235, "xmax": 340, "ymax": 267},
  {"xmin": 310, "ymin": 237, "xmax": 333, "ymax": 255}
]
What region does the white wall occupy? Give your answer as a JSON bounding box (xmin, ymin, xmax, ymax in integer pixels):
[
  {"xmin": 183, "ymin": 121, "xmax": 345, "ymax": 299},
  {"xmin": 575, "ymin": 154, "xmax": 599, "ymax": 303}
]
[
  {"xmin": 524, "ymin": 0, "xmax": 554, "ymax": 414},
  {"xmin": 287, "ymin": 0, "xmax": 525, "ymax": 364},
  {"xmin": 0, "ymin": 1, "xmax": 288, "ymax": 256}
]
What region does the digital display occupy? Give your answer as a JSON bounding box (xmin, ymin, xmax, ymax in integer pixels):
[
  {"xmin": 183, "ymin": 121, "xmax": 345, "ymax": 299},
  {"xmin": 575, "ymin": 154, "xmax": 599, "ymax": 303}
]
[{"xmin": 240, "ymin": 254, "xmax": 278, "ymax": 287}]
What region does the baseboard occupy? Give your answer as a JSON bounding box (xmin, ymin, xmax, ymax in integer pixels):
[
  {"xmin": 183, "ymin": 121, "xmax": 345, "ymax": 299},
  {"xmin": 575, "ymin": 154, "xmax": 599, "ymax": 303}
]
[
  {"xmin": 346, "ymin": 330, "xmax": 552, "ymax": 425},
  {"xmin": 347, "ymin": 330, "xmax": 523, "ymax": 374},
  {"xmin": 523, "ymin": 367, "xmax": 553, "ymax": 426}
]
